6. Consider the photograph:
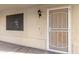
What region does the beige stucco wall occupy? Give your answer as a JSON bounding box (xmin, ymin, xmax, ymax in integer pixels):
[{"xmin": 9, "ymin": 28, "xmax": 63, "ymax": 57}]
[
  {"xmin": 0, "ymin": 5, "xmax": 61, "ymax": 50},
  {"xmin": 71, "ymin": 5, "xmax": 79, "ymax": 53},
  {"xmin": 0, "ymin": 4, "xmax": 79, "ymax": 53},
  {"xmin": 0, "ymin": 5, "xmax": 48, "ymax": 50}
]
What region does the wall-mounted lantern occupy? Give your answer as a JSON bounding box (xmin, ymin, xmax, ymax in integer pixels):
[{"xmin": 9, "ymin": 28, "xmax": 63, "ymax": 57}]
[{"xmin": 37, "ymin": 10, "xmax": 42, "ymax": 18}]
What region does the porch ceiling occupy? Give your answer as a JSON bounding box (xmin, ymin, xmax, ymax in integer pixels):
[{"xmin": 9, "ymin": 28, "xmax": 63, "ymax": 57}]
[
  {"xmin": 0, "ymin": 4, "xmax": 67, "ymax": 12},
  {"xmin": 0, "ymin": 4, "xmax": 36, "ymax": 11}
]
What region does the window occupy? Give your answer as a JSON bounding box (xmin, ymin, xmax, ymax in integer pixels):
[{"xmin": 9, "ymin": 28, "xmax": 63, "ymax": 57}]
[{"xmin": 6, "ymin": 13, "xmax": 24, "ymax": 31}]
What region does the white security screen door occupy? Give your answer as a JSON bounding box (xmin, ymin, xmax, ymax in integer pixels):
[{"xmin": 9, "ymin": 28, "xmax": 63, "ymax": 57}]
[{"xmin": 47, "ymin": 7, "xmax": 71, "ymax": 53}]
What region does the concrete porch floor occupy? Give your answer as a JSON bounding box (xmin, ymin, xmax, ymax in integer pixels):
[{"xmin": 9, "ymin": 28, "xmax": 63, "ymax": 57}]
[{"xmin": 0, "ymin": 41, "xmax": 57, "ymax": 54}]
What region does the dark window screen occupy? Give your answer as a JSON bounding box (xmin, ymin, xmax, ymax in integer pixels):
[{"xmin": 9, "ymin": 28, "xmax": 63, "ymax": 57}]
[{"xmin": 6, "ymin": 13, "xmax": 24, "ymax": 31}]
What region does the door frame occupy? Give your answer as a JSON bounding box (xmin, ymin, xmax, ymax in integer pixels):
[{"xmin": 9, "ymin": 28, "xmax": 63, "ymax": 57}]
[{"xmin": 47, "ymin": 6, "xmax": 72, "ymax": 53}]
